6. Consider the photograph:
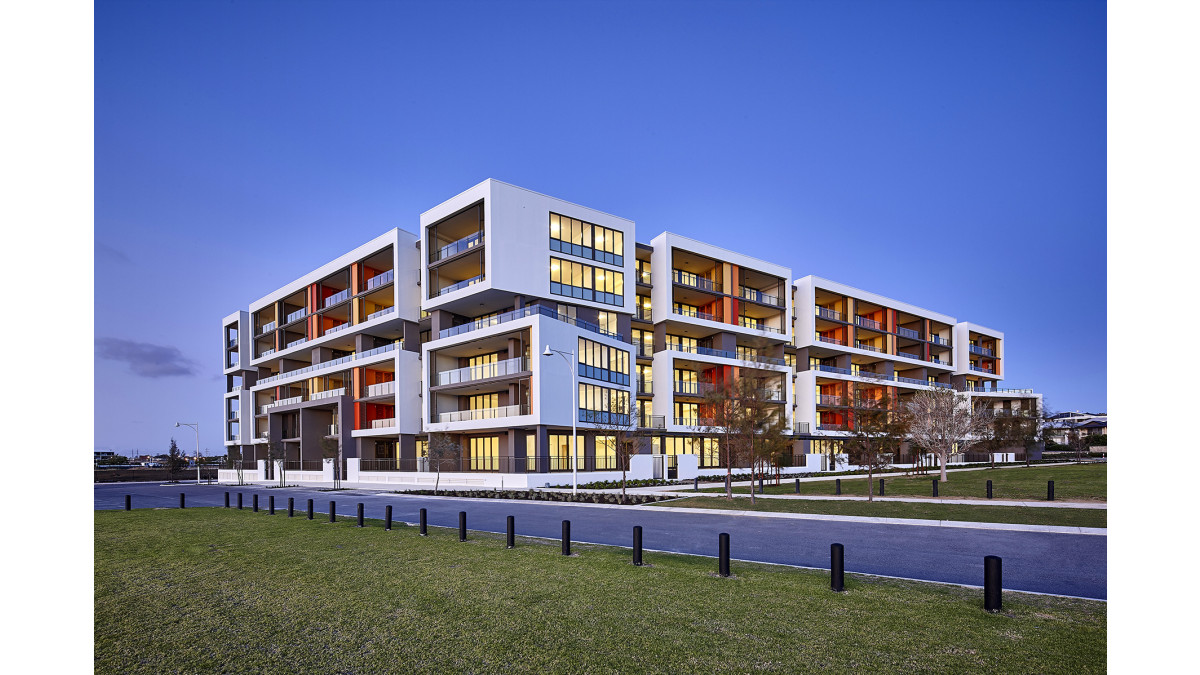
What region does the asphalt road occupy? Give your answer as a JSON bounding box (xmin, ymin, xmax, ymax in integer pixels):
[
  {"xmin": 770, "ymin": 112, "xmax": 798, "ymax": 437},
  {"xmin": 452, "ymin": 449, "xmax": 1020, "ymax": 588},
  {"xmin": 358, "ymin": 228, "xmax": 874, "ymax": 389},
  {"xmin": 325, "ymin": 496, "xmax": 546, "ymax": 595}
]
[{"xmin": 94, "ymin": 482, "xmax": 1107, "ymax": 600}]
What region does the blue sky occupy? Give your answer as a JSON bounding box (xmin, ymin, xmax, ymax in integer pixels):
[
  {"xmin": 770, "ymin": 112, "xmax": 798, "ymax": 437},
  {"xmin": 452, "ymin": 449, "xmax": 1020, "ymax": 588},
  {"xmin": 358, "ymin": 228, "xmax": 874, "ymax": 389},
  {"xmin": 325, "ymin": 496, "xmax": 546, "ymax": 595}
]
[{"xmin": 94, "ymin": 0, "xmax": 1106, "ymax": 455}]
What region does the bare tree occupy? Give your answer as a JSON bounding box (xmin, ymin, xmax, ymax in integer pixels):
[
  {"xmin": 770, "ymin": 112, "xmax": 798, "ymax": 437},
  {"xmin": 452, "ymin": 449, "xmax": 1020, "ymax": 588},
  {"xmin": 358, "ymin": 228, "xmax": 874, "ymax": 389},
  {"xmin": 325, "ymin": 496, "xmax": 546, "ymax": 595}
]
[
  {"xmin": 228, "ymin": 446, "xmax": 246, "ymax": 486},
  {"xmin": 985, "ymin": 404, "xmax": 1044, "ymax": 468},
  {"xmin": 842, "ymin": 391, "xmax": 910, "ymax": 502},
  {"xmin": 319, "ymin": 437, "xmax": 343, "ymax": 489},
  {"xmin": 587, "ymin": 392, "xmax": 642, "ymax": 501},
  {"xmin": 904, "ymin": 388, "xmax": 993, "ymax": 482},
  {"xmin": 426, "ymin": 433, "xmax": 460, "ymax": 495},
  {"xmin": 702, "ymin": 371, "xmax": 786, "ymax": 505},
  {"xmin": 701, "ymin": 383, "xmax": 740, "ymax": 500},
  {"xmin": 266, "ymin": 441, "xmax": 289, "ymax": 487}
]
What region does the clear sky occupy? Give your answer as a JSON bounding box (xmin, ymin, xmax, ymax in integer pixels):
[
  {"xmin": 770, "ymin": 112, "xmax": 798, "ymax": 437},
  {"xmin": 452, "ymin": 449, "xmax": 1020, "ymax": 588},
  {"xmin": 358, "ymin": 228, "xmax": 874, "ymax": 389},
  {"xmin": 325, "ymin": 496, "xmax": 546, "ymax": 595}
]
[{"xmin": 94, "ymin": 0, "xmax": 1106, "ymax": 456}]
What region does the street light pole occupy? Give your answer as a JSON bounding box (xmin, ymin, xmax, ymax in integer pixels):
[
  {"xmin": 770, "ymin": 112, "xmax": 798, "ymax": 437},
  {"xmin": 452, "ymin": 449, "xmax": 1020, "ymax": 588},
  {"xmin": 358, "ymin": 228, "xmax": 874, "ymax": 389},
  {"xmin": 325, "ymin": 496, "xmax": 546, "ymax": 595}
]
[
  {"xmin": 176, "ymin": 422, "xmax": 200, "ymax": 484},
  {"xmin": 543, "ymin": 345, "xmax": 578, "ymax": 495}
]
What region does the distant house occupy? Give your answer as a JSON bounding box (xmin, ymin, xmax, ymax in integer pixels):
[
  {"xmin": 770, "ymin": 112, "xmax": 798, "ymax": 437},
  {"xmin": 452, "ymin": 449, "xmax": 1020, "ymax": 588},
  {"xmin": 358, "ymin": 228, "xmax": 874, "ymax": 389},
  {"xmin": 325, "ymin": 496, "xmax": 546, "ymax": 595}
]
[
  {"xmin": 1045, "ymin": 411, "xmax": 1107, "ymax": 445},
  {"xmin": 94, "ymin": 451, "xmax": 115, "ymax": 463}
]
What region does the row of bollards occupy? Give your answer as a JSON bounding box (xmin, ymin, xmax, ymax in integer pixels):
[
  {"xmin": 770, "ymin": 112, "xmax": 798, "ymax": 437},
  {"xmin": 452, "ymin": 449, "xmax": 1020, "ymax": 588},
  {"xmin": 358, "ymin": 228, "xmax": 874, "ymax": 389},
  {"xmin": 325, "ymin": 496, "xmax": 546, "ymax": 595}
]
[{"xmin": 134, "ymin": 492, "xmax": 1007, "ymax": 612}]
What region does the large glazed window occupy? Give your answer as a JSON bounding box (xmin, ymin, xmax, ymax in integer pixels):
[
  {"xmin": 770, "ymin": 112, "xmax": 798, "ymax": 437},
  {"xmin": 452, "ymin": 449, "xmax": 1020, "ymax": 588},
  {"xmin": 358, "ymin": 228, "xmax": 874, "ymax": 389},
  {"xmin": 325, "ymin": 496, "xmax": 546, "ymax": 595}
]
[
  {"xmin": 578, "ymin": 337, "xmax": 630, "ymax": 386},
  {"xmin": 578, "ymin": 383, "xmax": 630, "ymax": 424},
  {"xmin": 550, "ymin": 212, "xmax": 624, "ymax": 267},
  {"xmin": 550, "ymin": 257, "xmax": 624, "ymax": 306}
]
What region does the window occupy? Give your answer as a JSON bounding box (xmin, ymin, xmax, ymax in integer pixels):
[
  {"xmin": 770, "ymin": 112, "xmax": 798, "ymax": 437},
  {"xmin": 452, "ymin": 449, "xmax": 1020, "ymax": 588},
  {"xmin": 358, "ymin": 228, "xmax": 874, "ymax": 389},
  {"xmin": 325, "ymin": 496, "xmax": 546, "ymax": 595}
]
[
  {"xmin": 597, "ymin": 311, "xmax": 618, "ymax": 335},
  {"xmin": 549, "ymin": 213, "xmax": 624, "ymax": 267},
  {"xmin": 469, "ymin": 436, "xmax": 499, "ymax": 471},
  {"xmin": 666, "ymin": 334, "xmax": 698, "ymax": 352},
  {"xmin": 550, "ymin": 257, "xmax": 624, "ymax": 306},
  {"xmin": 549, "ymin": 433, "xmax": 582, "ymax": 471},
  {"xmin": 632, "ymin": 328, "xmax": 653, "ymax": 356},
  {"xmin": 636, "ymin": 259, "xmax": 651, "ymax": 284},
  {"xmin": 579, "ymin": 383, "xmax": 630, "ymax": 425},
  {"xmin": 674, "ymin": 402, "xmax": 698, "ymax": 425},
  {"xmin": 578, "ymin": 337, "xmax": 630, "ymax": 386},
  {"xmin": 469, "ymin": 393, "xmax": 499, "ymax": 410},
  {"xmin": 595, "ymin": 435, "xmax": 617, "ymax": 470}
]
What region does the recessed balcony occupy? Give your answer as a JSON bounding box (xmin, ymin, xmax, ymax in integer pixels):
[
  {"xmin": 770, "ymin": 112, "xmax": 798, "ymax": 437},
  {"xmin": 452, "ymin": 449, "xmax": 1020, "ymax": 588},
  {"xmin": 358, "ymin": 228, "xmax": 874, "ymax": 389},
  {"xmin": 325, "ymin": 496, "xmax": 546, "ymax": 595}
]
[
  {"xmin": 260, "ymin": 322, "xmax": 276, "ymax": 334},
  {"xmin": 896, "ymin": 327, "xmax": 921, "ymax": 340},
  {"xmin": 430, "ymin": 231, "xmax": 484, "ymax": 264},
  {"xmin": 365, "ymin": 269, "xmax": 394, "ymax": 291},
  {"xmin": 738, "ymin": 286, "xmax": 784, "ymax": 308},
  {"xmin": 816, "ymin": 307, "xmax": 843, "ymax": 321},
  {"xmin": 323, "ymin": 289, "xmax": 350, "ymax": 309},
  {"xmin": 285, "ymin": 308, "xmax": 308, "ymax": 324},
  {"xmin": 435, "ymin": 356, "xmax": 529, "ymax": 387},
  {"xmin": 436, "ymin": 404, "xmax": 529, "ymax": 424},
  {"xmin": 969, "ymin": 345, "xmax": 995, "ymax": 357},
  {"xmin": 855, "ymin": 316, "xmax": 883, "ymax": 331},
  {"xmin": 367, "ymin": 306, "xmax": 395, "ymax": 321},
  {"xmin": 672, "ymin": 270, "xmax": 722, "ymax": 294},
  {"xmin": 674, "ymin": 381, "xmax": 716, "ymax": 396}
]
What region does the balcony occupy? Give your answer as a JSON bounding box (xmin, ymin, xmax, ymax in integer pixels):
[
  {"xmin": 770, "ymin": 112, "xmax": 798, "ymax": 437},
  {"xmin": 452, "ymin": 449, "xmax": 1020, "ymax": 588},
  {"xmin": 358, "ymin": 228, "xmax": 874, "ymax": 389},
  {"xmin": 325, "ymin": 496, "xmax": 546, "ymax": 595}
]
[
  {"xmin": 739, "ymin": 353, "xmax": 788, "ymax": 367},
  {"xmin": 674, "ymin": 307, "xmax": 719, "ymax": 322},
  {"xmin": 672, "ymin": 270, "xmax": 722, "ymax": 293},
  {"xmin": 436, "ymin": 404, "xmax": 529, "ymax": 424},
  {"xmin": 327, "ymin": 424, "xmax": 339, "ymax": 436},
  {"xmin": 855, "ymin": 316, "xmax": 882, "ymax": 331},
  {"xmin": 970, "ymin": 365, "xmax": 995, "ymax": 374},
  {"xmin": 260, "ymin": 322, "xmax": 276, "ymax": 334},
  {"xmin": 365, "ymin": 269, "xmax": 394, "ymax": 291},
  {"xmin": 365, "ymin": 381, "xmax": 396, "ymax": 397},
  {"xmin": 286, "ymin": 337, "xmax": 308, "ymax": 349},
  {"xmin": 897, "ymin": 351, "xmax": 921, "ymax": 360},
  {"xmin": 816, "ymin": 307, "xmax": 843, "ymax": 321},
  {"xmin": 635, "ymin": 307, "xmax": 652, "ymax": 322},
  {"xmin": 674, "ymin": 381, "xmax": 716, "ymax": 396},
  {"xmin": 309, "ymin": 387, "xmax": 346, "ymax": 401},
  {"xmin": 854, "ymin": 342, "xmax": 882, "ymax": 353},
  {"xmin": 324, "ymin": 322, "xmax": 350, "ymax": 336},
  {"xmin": 286, "ymin": 308, "xmax": 308, "ymax": 324},
  {"xmin": 635, "ymin": 344, "xmax": 653, "ymax": 358},
  {"xmin": 435, "ymin": 274, "xmax": 485, "ymax": 297},
  {"xmin": 259, "ymin": 348, "xmax": 275, "ymax": 358},
  {"xmin": 371, "ymin": 418, "xmax": 397, "ymax": 429},
  {"xmin": 437, "ymin": 303, "xmax": 626, "ymax": 342},
  {"xmin": 969, "ymin": 345, "xmax": 995, "ymax": 357},
  {"xmin": 738, "ymin": 317, "xmax": 782, "ymax": 334},
  {"xmin": 896, "ymin": 327, "xmax": 921, "ymax": 340},
  {"xmin": 228, "ymin": 410, "xmax": 239, "ymax": 420},
  {"xmin": 436, "ymin": 356, "xmax": 528, "ymax": 386},
  {"xmin": 637, "ymin": 379, "xmax": 653, "ymax": 395},
  {"xmin": 817, "ymin": 423, "xmax": 846, "ymax": 431},
  {"xmin": 367, "ymin": 306, "xmax": 395, "ymax": 321},
  {"xmin": 665, "ymin": 342, "xmax": 736, "ymax": 360},
  {"xmin": 792, "ymin": 422, "xmax": 810, "ymax": 435},
  {"xmin": 261, "ymin": 395, "xmax": 303, "ymax": 414},
  {"xmin": 818, "ymin": 394, "xmax": 844, "ymax": 406},
  {"xmin": 256, "ymin": 342, "xmax": 400, "ymax": 386},
  {"xmin": 323, "ymin": 289, "xmax": 350, "ymax": 308},
  {"xmin": 231, "ymin": 385, "xmax": 242, "ymax": 392},
  {"xmin": 930, "ymin": 335, "xmax": 951, "ymax": 346},
  {"xmin": 738, "ymin": 286, "xmax": 784, "ymax": 307},
  {"xmin": 430, "ymin": 232, "xmax": 484, "ymax": 263},
  {"xmin": 816, "ymin": 335, "xmax": 845, "ymax": 346},
  {"xmin": 638, "ymin": 414, "xmax": 666, "ymax": 429}
]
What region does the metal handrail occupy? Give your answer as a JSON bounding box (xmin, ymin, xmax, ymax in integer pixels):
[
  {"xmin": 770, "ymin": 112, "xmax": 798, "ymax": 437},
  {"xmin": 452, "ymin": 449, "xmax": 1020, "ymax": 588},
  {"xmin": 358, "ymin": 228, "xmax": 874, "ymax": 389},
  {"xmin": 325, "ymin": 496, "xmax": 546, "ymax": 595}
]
[
  {"xmin": 738, "ymin": 286, "xmax": 784, "ymax": 307},
  {"xmin": 437, "ymin": 304, "xmax": 628, "ymax": 343},
  {"xmin": 855, "ymin": 316, "xmax": 882, "ymax": 330},
  {"xmin": 309, "ymin": 388, "xmax": 345, "ymax": 401},
  {"xmin": 896, "ymin": 327, "xmax": 921, "ymax": 339},
  {"xmin": 816, "ymin": 307, "xmax": 842, "ymax": 321},
  {"xmin": 430, "ymin": 231, "xmax": 484, "ymax": 263},
  {"xmin": 855, "ymin": 342, "xmax": 882, "ymax": 352},
  {"xmin": 672, "ymin": 270, "xmax": 722, "ymax": 293},
  {"xmin": 436, "ymin": 274, "xmax": 485, "ymax": 297},
  {"xmin": 665, "ymin": 343, "xmax": 737, "ymax": 359},
  {"xmin": 260, "ymin": 321, "xmax": 276, "ymax": 334},
  {"xmin": 286, "ymin": 308, "xmax": 308, "ymax": 324},
  {"xmin": 323, "ymin": 289, "xmax": 350, "ymax": 308},
  {"xmin": 256, "ymin": 342, "xmax": 400, "ymax": 386},
  {"xmin": 371, "ymin": 418, "xmax": 397, "ymax": 429},
  {"xmin": 673, "ymin": 307, "xmax": 719, "ymax": 322},
  {"xmin": 674, "ymin": 381, "xmax": 716, "ymax": 396},
  {"xmin": 638, "ymin": 415, "xmax": 665, "ymax": 429},
  {"xmin": 969, "ymin": 345, "xmax": 995, "ymax": 356},
  {"xmin": 367, "ymin": 306, "xmax": 395, "ymax": 321},
  {"xmin": 816, "ymin": 335, "xmax": 844, "ymax": 345},
  {"xmin": 365, "ymin": 269, "xmax": 394, "ymax": 290},
  {"xmin": 436, "ymin": 404, "xmax": 529, "ymax": 423},
  {"xmin": 436, "ymin": 356, "xmax": 529, "ymax": 386},
  {"xmin": 365, "ymin": 381, "xmax": 396, "ymax": 397}
]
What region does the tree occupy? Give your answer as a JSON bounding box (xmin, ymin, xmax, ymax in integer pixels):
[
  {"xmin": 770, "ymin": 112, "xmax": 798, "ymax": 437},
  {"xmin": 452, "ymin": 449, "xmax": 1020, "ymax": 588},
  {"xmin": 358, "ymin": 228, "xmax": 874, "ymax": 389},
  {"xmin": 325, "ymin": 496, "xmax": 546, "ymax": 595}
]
[
  {"xmin": 904, "ymin": 388, "xmax": 993, "ymax": 482},
  {"xmin": 984, "ymin": 404, "xmax": 1044, "ymax": 468},
  {"xmin": 587, "ymin": 392, "xmax": 643, "ymax": 501},
  {"xmin": 702, "ymin": 370, "xmax": 788, "ymax": 506},
  {"xmin": 267, "ymin": 441, "xmax": 288, "ymax": 487},
  {"xmin": 319, "ymin": 437, "xmax": 343, "ymax": 489},
  {"xmin": 700, "ymin": 383, "xmax": 740, "ymax": 500},
  {"xmin": 426, "ymin": 433, "xmax": 460, "ymax": 495},
  {"xmin": 165, "ymin": 438, "xmax": 186, "ymax": 478},
  {"xmin": 841, "ymin": 391, "xmax": 909, "ymax": 502},
  {"xmin": 227, "ymin": 446, "xmax": 246, "ymax": 486}
]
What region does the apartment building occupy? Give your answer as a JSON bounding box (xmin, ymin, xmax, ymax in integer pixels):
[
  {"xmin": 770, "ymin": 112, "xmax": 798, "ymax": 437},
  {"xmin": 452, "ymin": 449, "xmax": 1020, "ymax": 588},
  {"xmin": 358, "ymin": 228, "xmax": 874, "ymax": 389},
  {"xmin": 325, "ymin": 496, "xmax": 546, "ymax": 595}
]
[{"xmin": 221, "ymin": 179, "xmax": 1041, "ymax": 485}]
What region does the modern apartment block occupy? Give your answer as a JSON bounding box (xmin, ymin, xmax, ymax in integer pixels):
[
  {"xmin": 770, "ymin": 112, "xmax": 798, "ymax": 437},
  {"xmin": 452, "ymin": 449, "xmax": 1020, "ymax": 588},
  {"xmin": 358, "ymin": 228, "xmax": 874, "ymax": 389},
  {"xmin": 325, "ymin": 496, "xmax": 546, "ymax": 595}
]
[{"xmin": 221, "ymin": 179, "xmax": 1041, "ymax": 486}]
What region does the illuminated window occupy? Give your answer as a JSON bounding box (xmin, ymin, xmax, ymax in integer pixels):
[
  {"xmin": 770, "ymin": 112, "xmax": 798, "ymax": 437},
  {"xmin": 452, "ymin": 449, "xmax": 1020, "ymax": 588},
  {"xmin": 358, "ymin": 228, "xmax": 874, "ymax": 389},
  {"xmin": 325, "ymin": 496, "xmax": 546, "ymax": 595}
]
[
  {"xmin": 549, "ymin": 213, "xmax": 624, "ymax": 266},
  {"xmin": 578, "ymin": 383, "xmax": 630, "ymax": 425},
  {"xmin": 578, "ymin": 337, "xmax": 630, "ymax": 385},
  {"xmin": 469, "ymin": 436, "xmax": 498, "ymax": 471},
  {"xmin": 550, "ymin": 257, "xmax": 624, "ymax": 306}
]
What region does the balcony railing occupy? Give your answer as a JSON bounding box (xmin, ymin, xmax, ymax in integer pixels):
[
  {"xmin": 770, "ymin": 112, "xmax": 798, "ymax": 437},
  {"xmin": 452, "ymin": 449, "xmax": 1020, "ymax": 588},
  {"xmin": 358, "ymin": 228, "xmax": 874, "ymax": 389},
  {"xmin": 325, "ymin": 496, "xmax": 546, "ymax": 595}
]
[
  {"xmin": 437, "ymin": 303, "xmax": 627, "ymax": 343},
  {"xmin": 896, "ymin": 327, "xmax": 921, "ymax": 340},
  {"xmin": 365, "ymin": 269, "xmax": 394, "ymax": 290},
  {"xmin": 792, "ymin": 422, "xmax": 810, "ymax": 435},
  {"xmin": 635, "ymin": 307, "xmax": 652, "ymax": 322},
  {"xmin": 816, "ymin": 335, "xmax": 844, "ymax": 346},
  {"xmin": 674, "ymin": 307, "xmax": 719, "ymax": 322},
  {"xmin": 286, "ymin": 308, "xmax": 308, "ymax": 324},
  {"xmin": 436, "ymin": 274, "xmax": 485, "ymax": 297},
  {"xmin": 665, "ymin": 343, "xmax": 737, "ymax": 360},
  {"xmin": 970, "ymin": 365, "xmax": 995, "ymax": 374},
  {"xmin": 286, "ymin": 338, "xmax": 307, "ymax": 349},
  {"xmin": 672, "ymin": 270, "xmax": 722, "ymax": 293},
  {"xmin": 739, "ymin": 353, "xmax": 788, "ymax": 367},
  {"xmin": 897, "ymin": 351, "xmax": 921, "ymax": 360},
  {"xmin": 818, "ymin": 394, "xmax": 844, "ymax": 406},
  {"xmin": 436, "ymin": 356, "xmax": 529, "ymax": 386},
  {"xmin": 738, "ymin": 286, "xmax": 784, "ymax": 307},
  {"xmin": 327, "ymin": 424, "xmax": 339, "ymax": 436},
  {"xmin": 673, "ymin": 416, "xmax": 716, "ymax": 427},
  {"xmin": 228, "ymin": 410, "xmax": 239, "ymax": 420},
  {"xmin": 855, "ymin": 342, "xmax": 881, "ymax": 353},
  {"xmin": 637, "ymin": 379, "xmax": 653, "ymax": 395},
  {"xmin": 638, "ymin": 414, "xmax": 666, "ymax": 429},
  {"xmin": 260, "ymin": 322, "xmax": 276, "ymax": 334},
  {"xmin": 436, "ymin": 404, "xmax": 529, "ymax": 424},
  {"xmin": 930, "ymin": 335, "xmax": 951, "ymax": 346},
  {"xmin": 635, "ymin": 344, "xmax": 653, "ymax": 358},
  {"xmin": 430, "ymin": 231, "xmax": 483, "ymax": 263},
  {"xmin": 309, "ymin": 387, "xmax": 346, "ymax": 401},
  {"xmin": 817, "ymin": 423, "xmax": 846, "ymax": 431},
  {"xmin": 371, "ymin": 418, "xmax": 397, "ymax": 429},
  {"xmin": 367, "ymin": 306, "xmax": 395, "ymax": 321},
  {"xmin": 816, "ymin": 307, "xmax": 843, "ymax": 321},
  {"xmin": 855, "ymin": 316, "xmax": 882, "ymax": 330},
  {"xmin": 259, "ymin": 348, "xmax": 275, "ymax": 358},
  {"xmin": 231, "ymin": 385, "xmax": 242, "ymax": 392},
  {"xmin": 969, "ymin": 345, "xmax": 995, "ymax": 357},
  {"xmin": 674, "ymin": 381, "xmax": 716, "ymax": 396},
  {"xmin": 738, "ymin": 317, "xmax": 782, "ymax": 334},
  {"xmin": 324, "ymin": 322, "xmax": 350, "ymax": 336},
  {"xmin": 261, "ymin": 396, "xmax": 303, "ymax": 414},
  {"xmin": 256, "ymin": 342, "xmax": 400, "ymax": 386},
  {"xmin": 365, "ymin": 380, "xmax": 396, "ymax": 397},
  {"xmin": 323, "ymin": 289, "xmax": 350, "ymax": 308}
]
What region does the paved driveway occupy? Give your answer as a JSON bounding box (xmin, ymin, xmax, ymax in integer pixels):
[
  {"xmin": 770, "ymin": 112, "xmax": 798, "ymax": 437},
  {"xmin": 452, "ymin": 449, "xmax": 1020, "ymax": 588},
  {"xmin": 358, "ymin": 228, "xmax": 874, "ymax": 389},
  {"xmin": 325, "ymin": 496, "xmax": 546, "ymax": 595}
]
[{"xmin": 94, "ymin": 483, "xmax": 1107, "ymax": 600}]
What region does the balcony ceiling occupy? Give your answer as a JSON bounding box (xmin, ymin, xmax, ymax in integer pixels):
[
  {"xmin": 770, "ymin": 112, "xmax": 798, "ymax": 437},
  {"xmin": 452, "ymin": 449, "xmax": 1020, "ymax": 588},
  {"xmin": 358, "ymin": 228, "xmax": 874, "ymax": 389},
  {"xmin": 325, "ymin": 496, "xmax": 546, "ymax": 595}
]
[{"xmin": 434, "ymin": 332, "xmax": 523, "ymax": 358}]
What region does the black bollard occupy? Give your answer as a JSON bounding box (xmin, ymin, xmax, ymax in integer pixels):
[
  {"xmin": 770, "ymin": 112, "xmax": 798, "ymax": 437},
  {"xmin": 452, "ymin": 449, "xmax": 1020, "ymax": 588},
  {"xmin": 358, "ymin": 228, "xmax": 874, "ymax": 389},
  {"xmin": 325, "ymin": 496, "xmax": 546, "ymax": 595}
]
[
  {"xmin": 329, "ymin": 501, "xmax": 336, "ymax": 523},
  {"xmin": 718, "ymin": 532, "xmax": 730, "ymax": 577},
  {"xmin": 180, "ymin": 492, "xmax": 186, "ymax": 509},
  {"xmin": 831, "ymin": 543, "xmax": 845, "ymax": 592},
  {"xmin": 633, "ymin": 526, "xmax": 643, "ymax": 566},
  {"xmin": 795, "ymin": 478, "xmax": 800, "ymax": 494},
  {"xmin": 385, "ymin": 505, "xmax": 393, "ymax": 531},
  {"xmin": 124, "ymin": 495, "xmax": 131, "ymax": 511},
  {"xmin": 562, "ymin": 520, "xmax": 571, "ymax": 556},
  {"xmin": 288, "ymin": 497, "xmax": 294, "ymax": 517},
  {"xmin": 506, "ymin": 516, "xmax": 515, "ymax": 548},
  {"xmin": 984, "ymin": 555, "xmax": 1003, "ymax": 612},
  {"xmin": 694, "ymin": 477, "xmax": 699, "ymax": 492},
  {"xmin": 252, "ymin": 494, "xmax": 259, "ymax": 512},
  {"xmin": 1047, "ymin": 480, "xmax": 1055, "ymax": 501},
  {"xmin": 224, "ymin": 492, "xmax": 230, "ymax": 508},
  {"xmin": 306, "ymin": 498, "xmax": 313, "ymax": 520},
  {"xmin": 237, "ymin": 493, "xmax": 243, "ymax": 510},
  {"xmin": 835, "ymin": 479, "xmax": 841, "ymax": 496},
  {"xmin": 932, "ymin": 479, "xmax": 939, "ymax": 497},
  {"xmin": 420, "ymin": 508, "xmax": 428, "ymax": 536},
  {"xmin": 987, "ymin": 480, "xmax": 993, "ymax": 499},
  {"xmin": 268, "ymin": 496, "xmax": 275, "ymax": 515},
  {"xmin": 357, "ymin": 503, "xmax": 364, "ymax": 527},
  {"xmin": 879, "ymin": 478, "xmax": 885, "ymax": 497},
  {"xmin": 759, "ymin": 477, "xmax": 764, "ymax": 494},
  {"xmin": 458, "ymin": 511, "xmax": 466, "ymax": 541}
]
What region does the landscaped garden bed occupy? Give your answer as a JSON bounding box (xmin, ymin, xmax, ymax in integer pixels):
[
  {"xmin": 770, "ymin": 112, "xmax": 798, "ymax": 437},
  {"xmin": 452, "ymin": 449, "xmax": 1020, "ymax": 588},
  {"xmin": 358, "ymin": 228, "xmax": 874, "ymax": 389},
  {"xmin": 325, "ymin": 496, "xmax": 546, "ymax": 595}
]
[{"xmin": 398, "ymin": 488, "xmax": 674, "ymax": 505}]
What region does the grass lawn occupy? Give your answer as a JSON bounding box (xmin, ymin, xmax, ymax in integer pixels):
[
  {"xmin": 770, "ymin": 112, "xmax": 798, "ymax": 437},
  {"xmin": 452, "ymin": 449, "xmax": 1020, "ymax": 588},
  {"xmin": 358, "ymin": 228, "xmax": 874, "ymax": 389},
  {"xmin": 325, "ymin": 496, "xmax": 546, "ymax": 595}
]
[
  {"xmin": 654, "ymin": 497, "xmax": 1107, "ymax": 528},
  {"xmin": 95, "ymin": 509, "xmax": 1105, "ymax": 673},
  {"xmin": 702, "ymin": 463, "xmax": 1107, "ymax": 501}
]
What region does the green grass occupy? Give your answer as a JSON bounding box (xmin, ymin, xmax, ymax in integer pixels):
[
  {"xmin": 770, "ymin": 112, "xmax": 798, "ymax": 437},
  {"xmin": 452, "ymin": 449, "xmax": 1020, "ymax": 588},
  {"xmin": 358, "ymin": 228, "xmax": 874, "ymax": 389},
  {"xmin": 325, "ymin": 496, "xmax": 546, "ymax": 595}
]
[
  {"xmin": 655, "ymin": 496, "xmax": 1107, "ymax": 528},
  {"xmin": 702, "ymin": 463, "xmax": 1107, "ymax": 501},
  {"xmin": 95, "ymin": 509, "xmax": 1105, "ymax": 673}
]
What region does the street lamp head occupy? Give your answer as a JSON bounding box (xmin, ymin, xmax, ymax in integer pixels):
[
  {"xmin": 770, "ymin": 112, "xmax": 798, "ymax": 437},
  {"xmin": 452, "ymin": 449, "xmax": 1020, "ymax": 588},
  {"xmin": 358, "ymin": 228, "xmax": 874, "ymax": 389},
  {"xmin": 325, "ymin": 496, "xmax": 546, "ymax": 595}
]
[
  {"xmin": 542, "ymin": 345, "xmax": 552, "ymax": 356},
  {"xmin": 174, "ymin": 422, "xmax": 181, "ymax": 428}
]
